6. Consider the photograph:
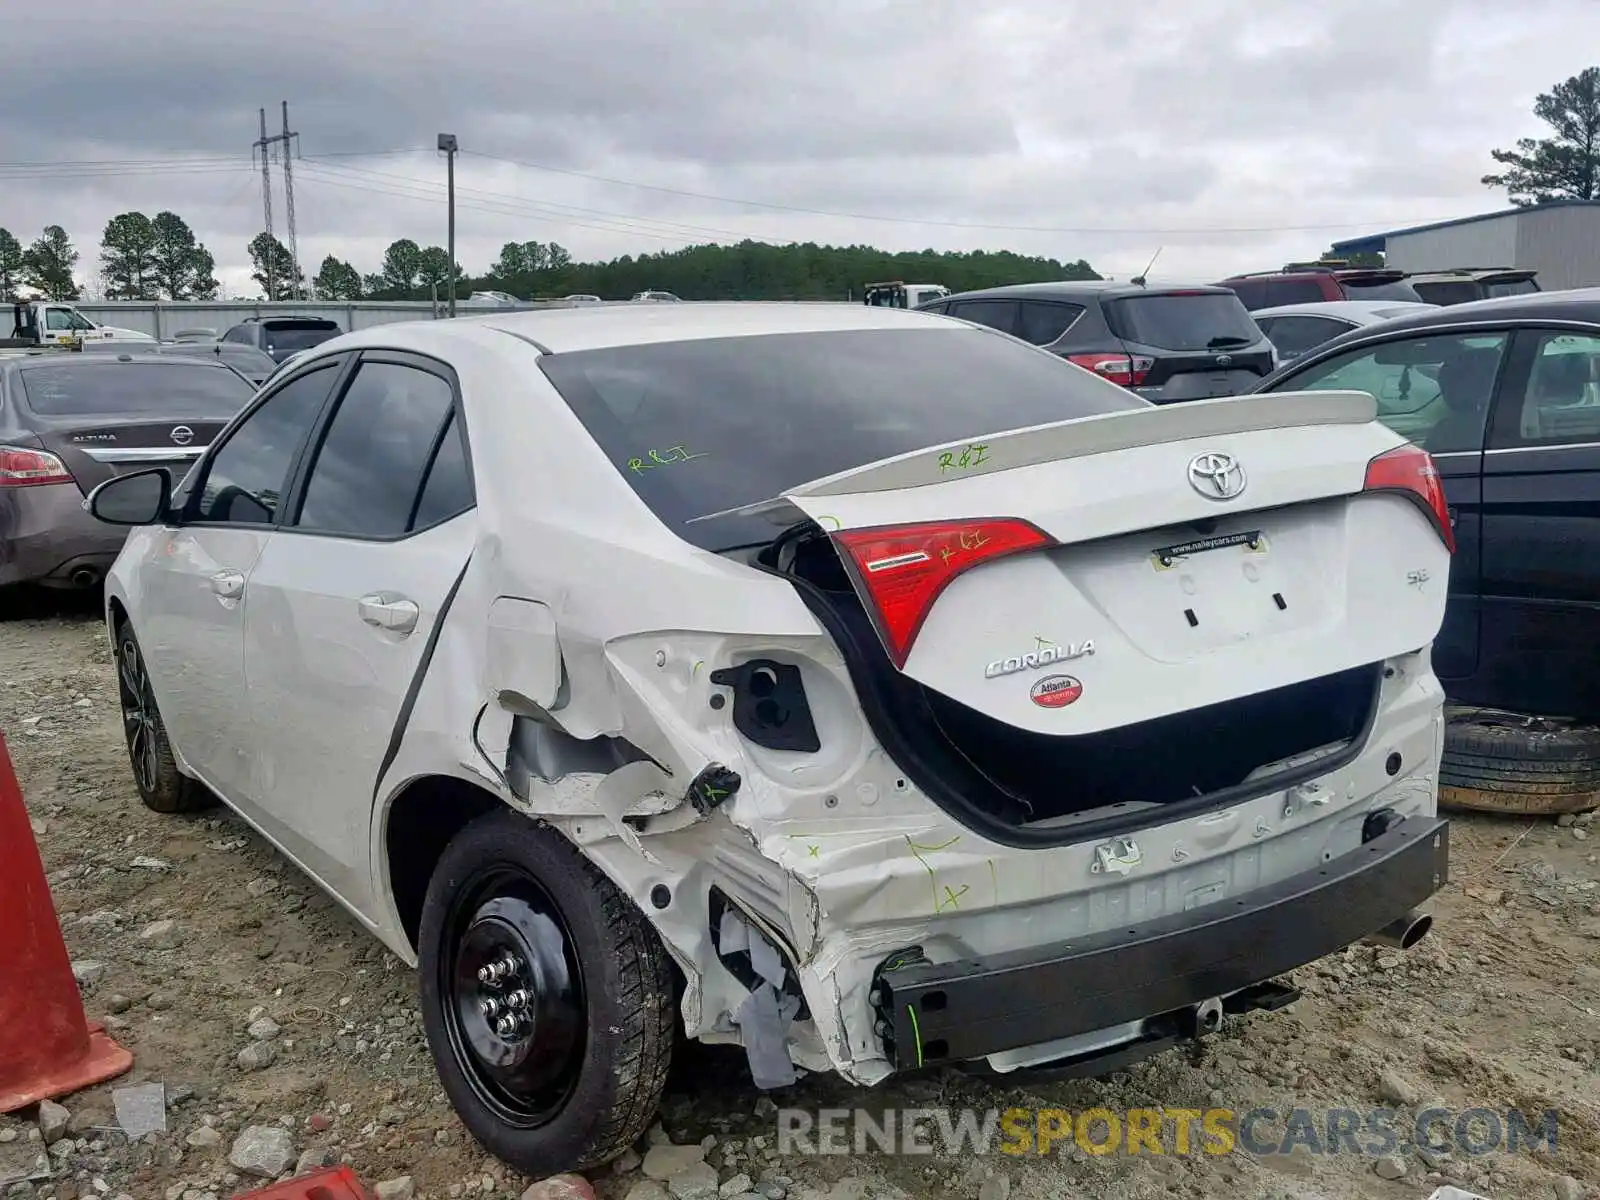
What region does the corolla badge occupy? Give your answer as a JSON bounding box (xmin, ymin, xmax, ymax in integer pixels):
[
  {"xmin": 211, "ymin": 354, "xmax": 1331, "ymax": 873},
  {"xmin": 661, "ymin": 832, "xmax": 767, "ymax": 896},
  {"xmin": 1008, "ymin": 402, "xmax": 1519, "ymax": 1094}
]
[{"xmin": 986, "ymin": 640, "xmax": 1094, "ymax": 679}]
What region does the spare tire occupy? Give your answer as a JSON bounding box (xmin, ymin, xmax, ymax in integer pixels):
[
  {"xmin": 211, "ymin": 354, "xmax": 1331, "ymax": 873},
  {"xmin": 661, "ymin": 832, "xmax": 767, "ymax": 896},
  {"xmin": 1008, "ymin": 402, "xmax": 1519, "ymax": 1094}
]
[{"xmin": 1439, "ymin": 707, "xmax": 1600, "ymax": 815}]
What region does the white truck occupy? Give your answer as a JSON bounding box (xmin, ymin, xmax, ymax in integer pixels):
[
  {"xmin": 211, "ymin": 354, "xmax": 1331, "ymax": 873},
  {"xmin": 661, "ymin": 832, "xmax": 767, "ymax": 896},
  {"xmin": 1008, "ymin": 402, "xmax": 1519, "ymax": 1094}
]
[
  {"xmin": 862, "ymin": 280, "xmax": 950, "ymax": 308},
  {"xmin": 3, "ymin": 300, "xmax": 156, "ymax": 349}
]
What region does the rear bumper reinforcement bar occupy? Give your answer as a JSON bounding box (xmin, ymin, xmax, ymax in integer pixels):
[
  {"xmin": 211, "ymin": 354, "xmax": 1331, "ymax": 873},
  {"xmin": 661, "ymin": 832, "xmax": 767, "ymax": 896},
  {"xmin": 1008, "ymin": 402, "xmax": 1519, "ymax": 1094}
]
[{"xmin": 874, "ymin": 815, "xmax": 1449, "ymax": 1070}]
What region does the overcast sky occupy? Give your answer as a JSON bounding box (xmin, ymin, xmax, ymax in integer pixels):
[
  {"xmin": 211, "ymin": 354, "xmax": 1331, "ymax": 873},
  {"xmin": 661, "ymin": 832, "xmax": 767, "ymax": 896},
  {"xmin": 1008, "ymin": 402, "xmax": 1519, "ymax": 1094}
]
[{"xmin": 3, "ymin": 0, "xmax": 1598, "ymax": 297}]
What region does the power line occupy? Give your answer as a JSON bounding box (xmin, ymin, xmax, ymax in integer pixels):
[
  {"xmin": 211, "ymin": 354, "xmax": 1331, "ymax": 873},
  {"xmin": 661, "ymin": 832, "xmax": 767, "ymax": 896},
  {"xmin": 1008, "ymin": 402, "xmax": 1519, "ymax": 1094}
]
[
  {"xmin": 459, "ymin": 149, "xmax": 1424, "ymax": 235},
  {"xmin": 300, "ymin": 159, "xmax": 788, "ymax": 243},
  {"xmin": 1, "ymin": 145, "xmax": 1467, "ymax": 237},
  {"xmin": 294, "ymin": 165, "xmax": 770, "ymax": 245}
]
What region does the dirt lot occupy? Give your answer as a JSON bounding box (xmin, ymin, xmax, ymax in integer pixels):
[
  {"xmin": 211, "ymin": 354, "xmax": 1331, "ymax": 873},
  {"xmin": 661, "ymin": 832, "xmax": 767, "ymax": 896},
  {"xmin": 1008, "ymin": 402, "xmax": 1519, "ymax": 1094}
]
[{"xmin": 1, "ymin": 602, "xmax": 1597, "ymax": 1200}]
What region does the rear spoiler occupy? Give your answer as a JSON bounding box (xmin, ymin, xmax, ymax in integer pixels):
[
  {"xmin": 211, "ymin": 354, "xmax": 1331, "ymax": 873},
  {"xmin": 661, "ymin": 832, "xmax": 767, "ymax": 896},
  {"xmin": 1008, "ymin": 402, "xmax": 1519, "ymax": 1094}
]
[{"xmin": 688, "ymin": 389, "xmax": 1378, "ymax": 525}]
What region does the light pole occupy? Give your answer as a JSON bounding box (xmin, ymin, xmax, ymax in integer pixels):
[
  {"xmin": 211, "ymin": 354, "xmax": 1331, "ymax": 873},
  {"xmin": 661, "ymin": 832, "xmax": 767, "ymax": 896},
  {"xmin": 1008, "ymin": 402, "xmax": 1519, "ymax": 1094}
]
[{"xmin": 437, "ymin": 133, "xmax": 458, "ymax": 318}]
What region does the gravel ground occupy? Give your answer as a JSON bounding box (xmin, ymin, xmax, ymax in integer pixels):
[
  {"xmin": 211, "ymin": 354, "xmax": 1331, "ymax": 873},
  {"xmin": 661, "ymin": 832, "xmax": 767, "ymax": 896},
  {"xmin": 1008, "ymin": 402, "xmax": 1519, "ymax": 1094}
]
[{"xmin": 1, "ymin": 600, "xmax": 1597, "ymax": 1200}]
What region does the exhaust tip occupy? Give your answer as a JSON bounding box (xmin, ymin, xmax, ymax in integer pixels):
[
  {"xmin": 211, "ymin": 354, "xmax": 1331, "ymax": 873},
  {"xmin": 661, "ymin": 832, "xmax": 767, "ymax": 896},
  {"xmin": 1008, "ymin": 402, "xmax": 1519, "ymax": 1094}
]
[
  {"xmin": 1363, "ymin": 910, "xmax": 1433, "ymax": 951},
  {"xmin": 1396, "ymin": 912, "xmax": 1432, "ymax": 949},
  {"xmin": 69, "ymin": 567, "xmax": 100, "ymax": 589}
]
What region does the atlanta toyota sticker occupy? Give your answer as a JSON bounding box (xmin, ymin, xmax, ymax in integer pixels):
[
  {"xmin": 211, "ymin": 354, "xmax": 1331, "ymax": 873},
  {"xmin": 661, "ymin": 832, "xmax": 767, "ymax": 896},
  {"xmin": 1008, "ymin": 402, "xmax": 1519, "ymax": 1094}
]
[{"xmin": 1030, "ymin": 674, "xmax": 1083, "ymax": 708}]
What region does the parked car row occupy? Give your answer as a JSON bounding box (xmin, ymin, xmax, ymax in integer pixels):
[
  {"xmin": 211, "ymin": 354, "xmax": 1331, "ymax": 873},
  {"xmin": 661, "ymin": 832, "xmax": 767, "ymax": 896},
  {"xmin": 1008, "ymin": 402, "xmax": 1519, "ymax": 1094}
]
[{"xmin": 1215, "ymin": 262, "xmax": 1542, "ymax": 310}]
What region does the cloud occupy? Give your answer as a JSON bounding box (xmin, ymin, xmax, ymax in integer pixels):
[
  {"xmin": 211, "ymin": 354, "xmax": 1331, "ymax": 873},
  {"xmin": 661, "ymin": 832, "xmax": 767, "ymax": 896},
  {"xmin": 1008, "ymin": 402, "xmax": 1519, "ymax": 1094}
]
[{"xmin": 2, "ymin": 0, "xmax": 1599, "ymax": 293}]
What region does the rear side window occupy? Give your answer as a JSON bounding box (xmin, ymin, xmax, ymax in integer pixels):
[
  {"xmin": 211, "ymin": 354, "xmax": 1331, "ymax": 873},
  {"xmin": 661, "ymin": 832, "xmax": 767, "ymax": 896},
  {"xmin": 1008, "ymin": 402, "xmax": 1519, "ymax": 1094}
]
[
  {"xmin": 1496, "ymin": 331, "xmax": 1600, "ymax": 445},
  {"xmin": 946, "ymin": 299, "xmax": 1018, "ymax": 335},
  {"xmin": 1015, "ymin": 301, "xmax": 1082, "ymax": 346},
  {"xmin": 17, "ymin": 362, "xmax": 256, "ymax": 418},
  {"xmin": 1105, "ymin": 293, "xmax": 1263, "ymax": 351},
  {"xmin": 538, "ymin": 327, "xmax": 1145, "ymax": 551},
  {"xmin": 294, "ymin": 361, "xmax": 462, "ymax": 538}
]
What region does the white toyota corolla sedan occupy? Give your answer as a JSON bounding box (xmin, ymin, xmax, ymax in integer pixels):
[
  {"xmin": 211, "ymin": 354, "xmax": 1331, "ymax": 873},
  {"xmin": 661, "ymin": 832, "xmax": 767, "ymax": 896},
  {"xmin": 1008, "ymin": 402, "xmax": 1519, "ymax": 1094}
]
[{"xmin": 87, "ymin": 302, "xmax": 1454, "ymax": 1176}]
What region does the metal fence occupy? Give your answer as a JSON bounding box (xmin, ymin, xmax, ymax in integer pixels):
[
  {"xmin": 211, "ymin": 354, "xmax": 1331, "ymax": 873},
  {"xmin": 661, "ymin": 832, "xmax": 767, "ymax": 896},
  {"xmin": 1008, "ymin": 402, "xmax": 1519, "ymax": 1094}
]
[{"xmin": 71, "ymin": 299, "xmax": 583, "ymax": 340}]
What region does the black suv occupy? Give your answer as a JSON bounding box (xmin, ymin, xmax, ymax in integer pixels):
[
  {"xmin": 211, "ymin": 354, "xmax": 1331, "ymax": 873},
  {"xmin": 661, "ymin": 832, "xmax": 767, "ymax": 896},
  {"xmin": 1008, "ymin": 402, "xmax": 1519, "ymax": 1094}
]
[
  {"xmin": 219, "ymin": 315, "xmax": 343, "ymax": 364},
  {"xmin": 919, "ymin": 281, "xmax": 1276, "ymax": 402},
  {"xmin": 1251, "ymin": 289, "xmax": 1600, "ymax": 721}
]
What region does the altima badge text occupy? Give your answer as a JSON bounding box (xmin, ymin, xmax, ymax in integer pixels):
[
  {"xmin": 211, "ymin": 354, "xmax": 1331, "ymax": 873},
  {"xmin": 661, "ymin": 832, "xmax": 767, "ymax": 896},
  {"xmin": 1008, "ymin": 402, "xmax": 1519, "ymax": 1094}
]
[{"xmin": 986, "ymin": 640, "xmax": 1094, "ymax": 679}]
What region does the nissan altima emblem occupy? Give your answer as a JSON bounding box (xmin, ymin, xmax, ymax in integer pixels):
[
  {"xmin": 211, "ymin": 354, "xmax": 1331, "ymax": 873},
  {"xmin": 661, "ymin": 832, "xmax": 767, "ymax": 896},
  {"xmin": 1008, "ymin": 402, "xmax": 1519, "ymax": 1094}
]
[
  {"xmin": 1187, "ymin": 451, "xmax": 1246, "ymax": 500},
  {"xmin": 170, "ymin": 426, "xmax": 194, "ymax": 446},
  {"xmin": 1215, "ymin": 354, "xmax": 1233, "ymax": 367}
]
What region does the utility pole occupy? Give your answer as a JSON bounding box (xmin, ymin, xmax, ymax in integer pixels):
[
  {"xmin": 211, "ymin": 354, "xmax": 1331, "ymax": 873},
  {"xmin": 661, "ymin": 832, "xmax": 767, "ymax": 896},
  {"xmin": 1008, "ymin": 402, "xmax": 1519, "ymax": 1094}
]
[
  {"xmin": 251, "ymin": 104, "xmax": 301, "ymax": 302},
  {"xmin": 280, "ymin": 102, "xmax": 301, "ymax": 300},
  {"xmin": 254, "ymin": 108, "xmax": 275, "ymax": 301},
  {"xmin": 438, "ymin": 133, "xmax": 458, "ymax": 317}
]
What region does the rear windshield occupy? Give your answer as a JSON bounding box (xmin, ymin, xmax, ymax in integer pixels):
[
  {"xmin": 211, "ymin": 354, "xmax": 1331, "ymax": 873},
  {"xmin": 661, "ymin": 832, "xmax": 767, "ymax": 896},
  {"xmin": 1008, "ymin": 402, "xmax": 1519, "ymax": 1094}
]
[
  {"xmin": 1104, "ymin": 293, "xmax": 1263, "ymax": 351},
  {"xmin": 1224, "ymin": 278, "xmax": 1327, "ymax": 310},
  {"xmin": 1341, "ymin": 278, "xmax": 1422, "ymax": 302},
  {"xmin": 538, "ymin": 327, "xmax": 1146, "ymax": 551},
  {"xmin": 17, "ymin": 361, "xmax": 256, "ymax": 418},
  {"xmin": 1412, "ymin": 280, "xmax": 1478, "ymax": 306},
  {"xmin": 1485, "ymin": 278, "xmax": 1539, "ymax": 298},
  {"xmin": 263, "ymin": 322, "xmax": 340, "ymax": 352}
]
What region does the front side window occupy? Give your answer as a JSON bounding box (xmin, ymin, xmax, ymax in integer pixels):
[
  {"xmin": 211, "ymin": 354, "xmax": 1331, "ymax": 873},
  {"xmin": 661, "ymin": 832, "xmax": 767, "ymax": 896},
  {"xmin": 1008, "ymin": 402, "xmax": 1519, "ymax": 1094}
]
[
  {"xmin": 1275, "ymin": 331, "xmax": 1509, "ymax": 452},
  {"xmin": 1497, "ymin": 331, "xmax": 1600, "ymax": 445},
  {"xmin": 191, "ymin": 365, "xmax": 337, "ymax": 525},
  {"xmin": 45, "ymin": 308, "xmax": 74, "ymax": 331},
  {"xmin": 293, "ymin": 361, "xmax": 458, "ymax": 538}
]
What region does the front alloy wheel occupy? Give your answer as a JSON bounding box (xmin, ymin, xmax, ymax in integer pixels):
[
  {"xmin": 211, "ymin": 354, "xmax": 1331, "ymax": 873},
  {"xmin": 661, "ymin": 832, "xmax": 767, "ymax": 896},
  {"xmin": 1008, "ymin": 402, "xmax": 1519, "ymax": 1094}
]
[{"xmin": 114, "ymin": 621, "xmax": 210, "ymax": 813}]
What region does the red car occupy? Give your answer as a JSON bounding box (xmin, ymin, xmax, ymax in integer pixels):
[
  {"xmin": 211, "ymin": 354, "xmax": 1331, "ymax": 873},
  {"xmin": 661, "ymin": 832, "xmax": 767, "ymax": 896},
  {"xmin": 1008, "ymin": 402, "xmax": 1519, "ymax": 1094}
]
[{"xmin": 1218, "ymin": 266, "xmax": 1423, "ymax": 311}]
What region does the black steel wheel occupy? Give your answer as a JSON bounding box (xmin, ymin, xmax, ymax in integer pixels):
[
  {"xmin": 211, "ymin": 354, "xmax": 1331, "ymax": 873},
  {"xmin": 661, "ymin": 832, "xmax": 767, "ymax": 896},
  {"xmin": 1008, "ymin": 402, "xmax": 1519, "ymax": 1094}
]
[
  {"xmin": 114, "ymin": 620, "xmax": 211, "ymax": 814},
  {"xmin": 418, "ymin": 809, "xmax": 677, "ymax": 1176},
  {"xmin": 441, "ymin": 868, "xmax": 588, "ymax": 1128}
]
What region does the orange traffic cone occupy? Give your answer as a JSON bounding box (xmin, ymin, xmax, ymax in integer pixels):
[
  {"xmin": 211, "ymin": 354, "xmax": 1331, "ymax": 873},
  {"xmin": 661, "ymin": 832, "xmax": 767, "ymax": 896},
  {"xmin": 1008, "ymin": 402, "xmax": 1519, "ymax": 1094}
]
[
  {"xmin": 0, "ymin": 729, "xmax": 133, "ymax": 1113},
  {"xmin": 232, "ymin": 1166, "xmax": 374, "ymax": 1198}
]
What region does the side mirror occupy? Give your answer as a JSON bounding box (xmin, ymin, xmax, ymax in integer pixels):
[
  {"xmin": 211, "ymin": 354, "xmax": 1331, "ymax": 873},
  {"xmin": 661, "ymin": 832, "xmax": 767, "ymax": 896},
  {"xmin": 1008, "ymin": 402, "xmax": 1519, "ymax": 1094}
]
[{"xmin": 86, "ymin": 468, "xmax": 172, "ymax": 526}]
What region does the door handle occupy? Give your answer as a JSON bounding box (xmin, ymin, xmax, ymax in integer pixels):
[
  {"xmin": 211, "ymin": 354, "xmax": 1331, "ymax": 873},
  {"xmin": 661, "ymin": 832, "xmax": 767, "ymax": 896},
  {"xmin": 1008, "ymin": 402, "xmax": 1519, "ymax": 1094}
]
[
  {"xmin": 358, "ymin": 593, "xmax": 420, "ymax": 635},
  {"xmin": 209, "ymin": 569, "xmax": 244, "ymax": 599}
]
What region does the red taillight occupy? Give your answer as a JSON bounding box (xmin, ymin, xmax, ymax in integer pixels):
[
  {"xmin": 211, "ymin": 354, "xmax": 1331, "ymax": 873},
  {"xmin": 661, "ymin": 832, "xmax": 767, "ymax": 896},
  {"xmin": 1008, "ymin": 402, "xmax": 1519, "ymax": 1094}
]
[
  {"xmin": 831, "ymin": 518, "xmax": 1056, "ymax": 667},
  {"xmin": 0, "ymin": 446, "xmax": 73, "ymax": 488},
  {"xmin": 1066, "ymin": 352, "xmax": 1153, "ymax": 387},
  {"xmin": 1364, "ymin": 443, "xmax": 1454, "ymax": 554}
]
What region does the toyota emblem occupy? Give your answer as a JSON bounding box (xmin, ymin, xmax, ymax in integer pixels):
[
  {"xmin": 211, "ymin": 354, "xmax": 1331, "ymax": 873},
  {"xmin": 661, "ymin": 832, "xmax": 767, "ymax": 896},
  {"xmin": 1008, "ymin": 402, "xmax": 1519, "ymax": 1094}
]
[
  {"xmin": 169, "ymin": 426, "xmax": 194, "ymax": 447},
  {"xmin": 1187, "ymin": 451, "xmax": 1246, "ymax": 500}
]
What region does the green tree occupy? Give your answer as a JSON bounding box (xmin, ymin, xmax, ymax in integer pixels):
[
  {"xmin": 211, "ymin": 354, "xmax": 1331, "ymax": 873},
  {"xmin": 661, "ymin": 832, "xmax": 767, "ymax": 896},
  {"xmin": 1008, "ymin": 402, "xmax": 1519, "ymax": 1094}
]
[
  {"xmin": 151, "ymin": 211, "xmax": 219, "ymax": 300},
  {"xmin": 100, "ymin": 212, "xmax": 159, "ymax": 299},
  {"xmin": 468, "ymin": 239, "xmax": 1097, "ymax": 301},
  {"xmin": 23, "ymin": 225, "xmax": 80, "ymax": 300},
  {"xmin": 247, "ymin": 232, "xmax": 301, "ymax": 300},
  {"xmin": 1484, "ymin": 66, "xmax": 1600, "ymax": 205},
  {"xmin": 381, "ymin": 239, "xmax": 423, "ymax": 297},
  {"xmin": 0, "ymin": 227, "xmax": 22, "ymax": 298},
  {"xmin": 314, "ymin": 255, "xmax": 363, "ymax": 299},
  {"xmin": 416, "ymin": 245, "xmax": 461, "ymax": 298}
]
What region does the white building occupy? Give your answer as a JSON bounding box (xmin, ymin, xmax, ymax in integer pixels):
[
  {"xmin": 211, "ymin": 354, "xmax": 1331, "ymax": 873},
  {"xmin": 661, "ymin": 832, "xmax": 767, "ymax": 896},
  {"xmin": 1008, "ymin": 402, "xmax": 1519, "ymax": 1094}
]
[{"xmin": 1332, "ymin": 199, "xmax": 1600, "ymax": 290}]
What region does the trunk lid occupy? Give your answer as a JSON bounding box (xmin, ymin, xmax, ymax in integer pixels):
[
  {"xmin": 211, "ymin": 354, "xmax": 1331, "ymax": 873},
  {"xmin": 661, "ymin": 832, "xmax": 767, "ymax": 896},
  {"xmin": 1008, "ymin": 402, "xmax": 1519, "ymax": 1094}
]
[
  {"xmin": 35, "ymin": 418, "xmax": 223, "ymax": 493},
  {"xmin": 757, "ymin": 390, "xmax": 1450, "ymax": 735}
]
